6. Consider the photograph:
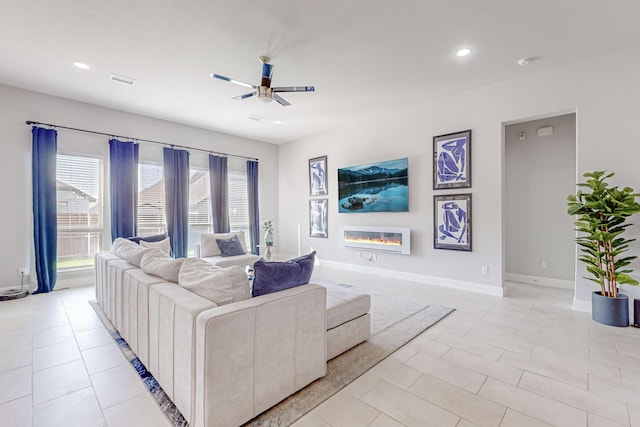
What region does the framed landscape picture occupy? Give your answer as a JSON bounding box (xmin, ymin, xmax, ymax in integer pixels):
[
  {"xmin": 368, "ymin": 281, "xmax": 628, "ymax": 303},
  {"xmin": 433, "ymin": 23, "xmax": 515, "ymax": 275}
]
[
  {"xmin": 434, "ymin": 193, "xmax": 471, "ymax": 251},
  {"xmin": 309, "ymin": 199, "xmax": 328, "ymax": 238},
  {"xmin": 309, "ymin": 155, "xmax": 328, "ymax": 196},
  {"xmin": 433, "ymin": 129, "xmax": 471, "ymax": 189},
  {"xmin": 337, "ymin": 158, "xmax": 408, "ymax": 213}
]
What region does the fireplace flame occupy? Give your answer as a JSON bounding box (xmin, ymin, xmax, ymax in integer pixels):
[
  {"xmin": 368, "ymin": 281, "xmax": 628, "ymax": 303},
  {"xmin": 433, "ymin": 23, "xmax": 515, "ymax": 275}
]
[{"xmin": 344, "ymin": 232, "xmax": 402, "ymax": 246}]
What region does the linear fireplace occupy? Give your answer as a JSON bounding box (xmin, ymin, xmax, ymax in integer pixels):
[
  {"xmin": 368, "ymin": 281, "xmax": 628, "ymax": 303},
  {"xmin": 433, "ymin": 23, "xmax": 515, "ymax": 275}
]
[{"xmin": 339, "ymin": 225, "xmax": 411, "ymax": 254}]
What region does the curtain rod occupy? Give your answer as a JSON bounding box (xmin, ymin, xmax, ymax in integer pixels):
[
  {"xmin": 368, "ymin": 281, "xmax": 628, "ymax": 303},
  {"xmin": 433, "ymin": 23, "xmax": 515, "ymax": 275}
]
[{"xmin": 25, "ymin": 120, "xmax": 259, "ymax": 162}]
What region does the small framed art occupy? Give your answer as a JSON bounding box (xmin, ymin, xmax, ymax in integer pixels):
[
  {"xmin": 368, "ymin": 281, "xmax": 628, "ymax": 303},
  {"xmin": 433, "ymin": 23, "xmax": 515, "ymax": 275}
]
[
  {"xmin": 434, "ymin": 193, "xmax": 471, "ymax": 251},
  {"xmin": 433, "ymin": 129, "xmax": 471, "ymax": 189},
  {"xmin": 309, "ymin": 199, "xmax": 328, "ymax": 238},
  {"xmin": 309, "ymin": 155, "xmax": 328, "ymax": 196}
]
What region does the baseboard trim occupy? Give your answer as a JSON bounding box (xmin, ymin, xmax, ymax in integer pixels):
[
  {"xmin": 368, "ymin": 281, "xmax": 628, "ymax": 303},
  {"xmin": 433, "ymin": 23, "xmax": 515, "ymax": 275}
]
[
  {"xmin": 320, "ymin": 260, "xmax": 504, "ymax": 297},
  {"xmin": 505, "ymin": 273, "xmax": 574, "ymax": 290},
  {"xmin": 572, "ymin": 297, "xmax": 591, "ymax": 313}
]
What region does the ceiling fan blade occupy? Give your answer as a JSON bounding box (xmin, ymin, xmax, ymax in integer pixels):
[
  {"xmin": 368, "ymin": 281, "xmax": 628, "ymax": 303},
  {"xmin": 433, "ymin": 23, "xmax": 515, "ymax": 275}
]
[
  {"xmin": 272, "ymin": 86, "xmax": 315, "ymax": 93},
  {"xmin": 273, "ymin": 94, "xmax": 291, "ymax": 106},
  {"xmin": 211, "ymin": 73, "xmax": 256, "ymax": 89},
  {"xmin": 233, "ymin": 92, "xmax": 257, "ymax": 100},
  {"xmin": 261, "ymin": 63, "xmax": 273, "ymax": 87}
]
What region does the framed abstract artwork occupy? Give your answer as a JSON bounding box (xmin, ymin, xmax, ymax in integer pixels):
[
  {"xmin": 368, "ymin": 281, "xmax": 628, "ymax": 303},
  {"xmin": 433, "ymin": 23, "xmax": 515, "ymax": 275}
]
[
  {"xmin": 309, "ymin": 155, "xmax": 328, "ymax": 196},
  {"xmin": 434, "ymin": 193, "xmax": 471, "ymax": 251},
  {"xmin": 309, "ymin": 199, "xmax": 328, "ymax": 238},
  {"xmin": 433, "ymin": 129, "xmax": 471, "ymax": 189}
]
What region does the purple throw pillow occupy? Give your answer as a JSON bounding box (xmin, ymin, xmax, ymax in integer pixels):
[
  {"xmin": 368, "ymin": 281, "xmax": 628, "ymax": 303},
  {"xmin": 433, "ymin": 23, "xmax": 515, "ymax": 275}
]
[
  {"xmin": 216, "ymin": 235, "xmax": 246, "ymax": 257},
  {"xmin": 126, "ymin": 233, "xmax": 168, "ymax": 244},
  {"xmin": 252, "ymin": 251, "xmax": 316, "ymax": 297}
]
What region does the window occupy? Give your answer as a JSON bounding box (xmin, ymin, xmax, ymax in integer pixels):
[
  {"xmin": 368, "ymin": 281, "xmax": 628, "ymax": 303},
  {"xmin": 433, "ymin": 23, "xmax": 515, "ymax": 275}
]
[
  {"xmin": 228, "ymin": 170, "xmax": 251, "ymax": 249},
  {"xmin": 188, "ymin": 169, "xmax": 212, "ymax": 256},
  {"xmin": 138, "ymin": 163, "xmax": 166, "ymax": 236},
  {"xmin": 56, "ymin": 154, "xmax": 103, "ymax": 270}
]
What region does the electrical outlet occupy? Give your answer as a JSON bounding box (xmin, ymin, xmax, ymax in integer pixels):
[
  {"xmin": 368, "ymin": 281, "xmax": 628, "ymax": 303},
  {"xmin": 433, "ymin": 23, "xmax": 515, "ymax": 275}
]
[
  {"xmin": 481, "ymin": 265, "xmax": 489, "ymax": 275},
  {"xmin": 19, "ymin": 267, "xmax": 28, "ymax": 275},
  {"xmin": 540, "ymin": 258, "xmax": 548, "ymax": 269}
]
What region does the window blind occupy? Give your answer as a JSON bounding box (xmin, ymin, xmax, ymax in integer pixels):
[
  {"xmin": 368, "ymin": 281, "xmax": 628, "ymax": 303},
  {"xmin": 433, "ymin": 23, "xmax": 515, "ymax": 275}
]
[
  {"xmin": 138, "ymin": 162, "xmax": 166, "ymax": 236},
  {"xmin": 228, "ymin": 170, "xmax": 250, "ymax": 248},
  {"xmin": 56, "ymin": 154, "xmax": 102, "ymax": 269}
]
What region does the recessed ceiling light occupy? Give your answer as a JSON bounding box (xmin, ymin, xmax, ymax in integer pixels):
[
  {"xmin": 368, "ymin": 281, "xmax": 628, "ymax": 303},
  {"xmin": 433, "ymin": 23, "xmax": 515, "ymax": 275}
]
[
  {"xmin": 273, "ymin": 120, "xmax": 283, "ymax": 125},
  {"xmin": 73, "ymin": 62, "xmax": 91, "ymax": 70},
  {"xmin": 455, "ymin": 48, "xmax": 472, "ymax": 57}
]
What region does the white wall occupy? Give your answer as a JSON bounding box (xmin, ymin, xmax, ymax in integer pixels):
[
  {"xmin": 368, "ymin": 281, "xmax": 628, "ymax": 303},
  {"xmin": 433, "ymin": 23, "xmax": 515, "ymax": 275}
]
[
  {"xmin": 0, "ymin": 84, "xmax": 278, "ymax": 289},
  {"xmin": 505, "ymin": 114, "xmax": 576, "ymax": 285},
  {"xmin": 278, "ymin": 47, "xmax": 640, "ymax": 306}
]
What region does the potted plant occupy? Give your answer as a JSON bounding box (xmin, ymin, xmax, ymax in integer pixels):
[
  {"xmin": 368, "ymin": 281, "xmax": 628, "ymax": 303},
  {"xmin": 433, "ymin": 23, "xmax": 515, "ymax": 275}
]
[
  {"xmin": 567, "ymin": 171, "xmax": 640, "ymax": 326},
  {"xmin": 262, "ymin": 217, "xmax": 275, "ymax": 247}
]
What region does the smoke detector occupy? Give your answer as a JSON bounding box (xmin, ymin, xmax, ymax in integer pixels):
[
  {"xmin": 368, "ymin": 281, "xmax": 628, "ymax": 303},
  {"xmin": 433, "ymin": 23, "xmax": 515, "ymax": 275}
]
[{"xmin": 517, "ymin": 57, "xmax": 532, "ymax": 67}]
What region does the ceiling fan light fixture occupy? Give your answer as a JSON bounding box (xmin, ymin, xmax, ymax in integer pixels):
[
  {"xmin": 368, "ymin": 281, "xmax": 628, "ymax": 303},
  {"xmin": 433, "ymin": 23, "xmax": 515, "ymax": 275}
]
[{"xmin": 257, "ymin": 86, "xmax": 273, "ymax": 102}]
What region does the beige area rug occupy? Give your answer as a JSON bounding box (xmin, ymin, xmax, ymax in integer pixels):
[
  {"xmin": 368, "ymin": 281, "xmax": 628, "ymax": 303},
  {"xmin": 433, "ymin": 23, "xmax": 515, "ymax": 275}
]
[
  {"xmin": 243, "ymin": 281, "xmax": 454, "ymax": 426},
  {"xmin": 91, "ymin": 281, "xmax": 453, "ymax": 427}
]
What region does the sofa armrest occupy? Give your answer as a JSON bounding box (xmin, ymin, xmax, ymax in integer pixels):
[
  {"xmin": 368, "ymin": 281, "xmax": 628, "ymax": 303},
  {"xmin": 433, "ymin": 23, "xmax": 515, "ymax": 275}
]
[{"xmin": 193, "ymin": 284, "xmax": 327, "ymax": 427}]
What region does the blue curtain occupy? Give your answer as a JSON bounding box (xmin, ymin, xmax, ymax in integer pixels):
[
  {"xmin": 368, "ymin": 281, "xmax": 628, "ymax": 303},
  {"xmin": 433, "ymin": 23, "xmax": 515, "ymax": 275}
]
[
  {"xmin": 163, "ymin": 147, "xmax": 190, "ymax": 258},
  {"xmin": 209, "ymin": 155, "xmax": 229, "ymax": 233},
  {"xmin": 32, "ymin": 127, "xmax": 58, "ymax": 293},
  {"xmin": 109, "ymin": 139, "xmax": 139, "ymax": 240},
  {"xmin": 247, "ymin": 160, "xmax": 260, "ymax": 255}
]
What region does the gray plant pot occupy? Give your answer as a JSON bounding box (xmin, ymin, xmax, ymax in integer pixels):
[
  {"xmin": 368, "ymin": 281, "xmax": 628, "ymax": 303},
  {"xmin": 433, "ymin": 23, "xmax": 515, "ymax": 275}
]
[{"xmin": 592, "ymin": 291, "xmax": 629, "ymax": 327}]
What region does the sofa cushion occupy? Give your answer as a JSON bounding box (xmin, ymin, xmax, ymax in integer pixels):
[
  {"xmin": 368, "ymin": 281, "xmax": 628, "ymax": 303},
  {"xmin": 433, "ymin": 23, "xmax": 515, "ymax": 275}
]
[
  {"xmin": 140, "ymin": 236, "xmax": 171, "ymax": 255},
  {"xmin": 322, "ymin": 283, "xmax": 372, "ymax": 330},
  {"xmin": 201, "ymin": 254, "xmax": 260, "ymax": 268},
  {"xmin": 201, "ymin": 231, "xmax": 247, "ymax": 257},
  {"xmin": 178, "ymin": 257, "xmax": 250, "ymax": 306},
  {"xmin": 217, "ymin": 235, "xmax": 246, "ymax": 257},
  {"xmin": 111, "ymin": 238, "xmax": 148, "ymax": 267},
  {"xmin": 140, "ymin": 248, "xmax": 185, "ymax": 282},
  {"xmin": 252, "ymin": 252, "xmax": 316, "ymax": 297}
]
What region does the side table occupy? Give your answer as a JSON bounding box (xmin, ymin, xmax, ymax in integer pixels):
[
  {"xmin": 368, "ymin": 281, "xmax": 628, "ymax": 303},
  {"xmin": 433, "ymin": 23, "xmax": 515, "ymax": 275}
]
[{"xmin": 257, "ymin": 244, "xmax": 277, "ymax": 260}]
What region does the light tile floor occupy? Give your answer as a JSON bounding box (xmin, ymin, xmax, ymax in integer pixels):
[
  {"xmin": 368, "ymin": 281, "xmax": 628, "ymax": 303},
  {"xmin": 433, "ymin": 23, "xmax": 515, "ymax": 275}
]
[{"xmin": 0, "ymin": 265, "xmax": 639, "ymax": 426}]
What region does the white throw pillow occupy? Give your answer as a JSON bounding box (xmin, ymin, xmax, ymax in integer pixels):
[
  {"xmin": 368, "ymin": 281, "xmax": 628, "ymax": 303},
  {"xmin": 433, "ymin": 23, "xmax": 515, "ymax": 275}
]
[
  {"xmin": 178, "ymin": 257, "xmax": 250, "ymax": 306},
  {"xmin": 201, "ymin": 231, "xmax": 247, "ymax": 257},
  {"xmin": 140, "ymin": 237, "xmax": 171, "ymax": 255},
  {"xmin": 111, "ymin": 238, "xmax": 148, "ymax": 267},
  {"xmin": 111, "ymin": 237, "xmax": 133, "ymax": 254},
  {"xmin": 140, "ymin": 249, "xmax": 185, "ymax": 283}
]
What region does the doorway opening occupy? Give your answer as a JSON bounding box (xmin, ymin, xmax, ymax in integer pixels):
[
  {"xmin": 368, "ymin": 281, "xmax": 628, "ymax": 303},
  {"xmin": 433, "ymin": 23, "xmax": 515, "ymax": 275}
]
[{"xmin": 504, "ymin": 112, "xmax": 576, "ymax": 289}]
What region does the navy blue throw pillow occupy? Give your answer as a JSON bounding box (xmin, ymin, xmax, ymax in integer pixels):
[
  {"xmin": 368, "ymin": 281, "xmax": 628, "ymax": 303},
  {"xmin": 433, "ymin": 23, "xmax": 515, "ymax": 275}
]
[
  {"xmin": 216, "ymin": 235, "xmax": 246, "ymax": 257},
  {"xmin": 252, "ymin": 251, "xmax": 316, "ymax": 297},
  {"xmin": 126, "ymin": 233, "xmax": 168, "ymax": 244}
]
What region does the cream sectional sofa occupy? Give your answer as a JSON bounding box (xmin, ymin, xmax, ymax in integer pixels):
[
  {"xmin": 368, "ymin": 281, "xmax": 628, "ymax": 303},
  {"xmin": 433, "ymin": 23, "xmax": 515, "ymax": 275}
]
[{"xmin": 94, "ymin": 239, "xmax": 371, "ymax": 427}]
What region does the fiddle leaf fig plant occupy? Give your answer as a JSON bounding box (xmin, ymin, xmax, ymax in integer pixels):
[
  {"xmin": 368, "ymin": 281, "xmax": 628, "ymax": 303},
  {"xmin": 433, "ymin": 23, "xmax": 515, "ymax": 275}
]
[{"xmin": 567, "ymin": 171, "xmax": 640, "ymax": 298}]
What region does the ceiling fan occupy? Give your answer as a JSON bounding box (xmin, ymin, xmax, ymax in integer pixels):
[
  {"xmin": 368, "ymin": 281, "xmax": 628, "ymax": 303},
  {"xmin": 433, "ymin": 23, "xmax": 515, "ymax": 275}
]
[{"xmin": 211, "ymin": 56, "xmax": 315, "ymax": 106}]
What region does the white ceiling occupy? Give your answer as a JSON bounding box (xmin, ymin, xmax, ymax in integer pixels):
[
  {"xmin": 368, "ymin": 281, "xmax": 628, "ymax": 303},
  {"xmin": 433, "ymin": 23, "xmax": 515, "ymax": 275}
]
[{"xmin": 1, "ymin": 1, "xmax": 639, "ymax": 145}]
